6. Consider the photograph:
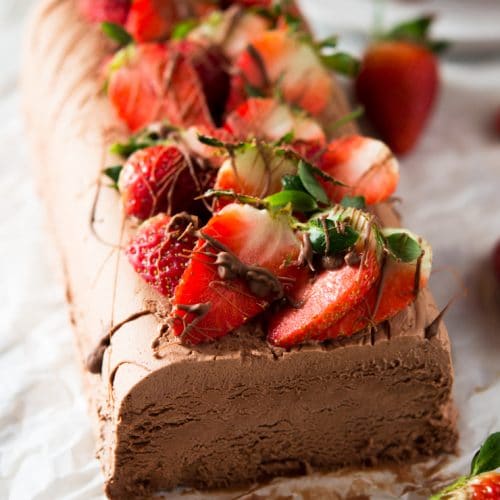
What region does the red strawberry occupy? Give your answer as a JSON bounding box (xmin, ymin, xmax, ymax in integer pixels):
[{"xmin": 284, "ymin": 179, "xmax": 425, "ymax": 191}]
[
  {"xmin": 224, "ymin": 98, "xmax": 326, "ymax": 159},
  {"xmin": 107, "ymin": 43, "xmax": 214, "ymax": 132},
  {"xmin": 268, "ymin": 208, "xmax": 383, "ymax": 348},
  {"xmin": 318, "ymin": 135, "xmax": 400, "ymax": 205},
  {"xmin": 213, "ymin": 142, "xmax": 298, "ymax": 207},
  {"xmin": 188, "ymin": 7, "xmax": 271, "ymax": 62},
  {"xmin": 118, "ymin": 144, "xmax": 211, "ymax": 220},
  {"xmin": 234, "ymin": 30, "xmax": 334, "ymax": 117},
  {"xmin": 171, "ymin": 204, "xmax": 304, "ymax": 344},
  {"xmin": 356, "ymin": 41, "xmax": 439, "ymax": 154},
  {"xmin": 126, "ymin": 213, "xmax": 198, "ymax": 297},
  {"xmin": 315, "ymin": 230, "xmax": 431, "ymax": 341},
  {"xmin": 125, "ymin": 0, "xmax": 218, "ymax": 43},
  {"xmin": 78, "ymin": 0, "xmax": 130, "ymax": 25},
  {"xmin": 470, "ymin": 472, "xmax": 500, "ymax": 499},
  {"xmin": 176, "ymin": 40, "xmax": 230, "ymax": 126}
]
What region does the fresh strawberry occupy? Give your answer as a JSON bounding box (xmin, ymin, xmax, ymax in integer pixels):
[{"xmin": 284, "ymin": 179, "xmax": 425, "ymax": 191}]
[
  {"xmin": 171, "ymin": 203, "xmax": 304, "ymax": 344},
  {"xmin": 234, "ymin": 30, "xmax": 334, "ymax": 117},
  {"xmin": 213, "ymin": 142, "xmax": 298, "ymax": 206},
  {"xmin": 78, "ymin": 0, "xmax": 131, "ymax": 25},
  {"xmin": 268, "ymin": 207, "xmax": 383, "ymax": 347},
  {"xmin": 493, "ymin": 241, "xmax": 500, "ymax": 284},
  {"xmin": 107, "ymin": 43, "xmax": 214, "ymax": 132},
  {"xmin": 224, "ymin": 98, "xmax": 326, "ymax": 159},
  {"xmin": 118, "ymin": 144, "xmax": 210, "ymax": 220},
  {"xmin": 188, "ymin": 7, "xmax": 271, "ymax": 62},
  {"xmin": 176, "ymin": 40, "xmax": 230, "ymax": 126},
  {"xmin": 126, "ymin": 213, "xmax": 198, "ymax": 297},
  {"xmin": 356, "ymin": 16, "xmax": 442, "ymax": 155},
  {"xmin": 469, "ymin": 472, "xmax": 500, "ymax": 499},
  {"xmin": 318, "ymin": 135, "xmax": 399, "ymax": 205},
  {"xmin": 316, "ymin": 229, "xmax": 431, "ymax": 340},
  {"xmin": 125, "ymin": 0, "xmax": 218, "ymax": 43}
]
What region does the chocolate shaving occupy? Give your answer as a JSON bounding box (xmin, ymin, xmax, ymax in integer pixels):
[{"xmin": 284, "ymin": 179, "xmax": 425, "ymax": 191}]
[
  {"xmin": 425, "ymin": 300, "xmax": 454, "ymax": 340},
  {"xmin": 246, "ymin": 43, "xmax": 271, "ymax": 89}
]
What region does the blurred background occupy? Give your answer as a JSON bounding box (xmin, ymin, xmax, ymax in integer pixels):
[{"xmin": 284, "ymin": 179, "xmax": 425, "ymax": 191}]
[{"xmin": 1, "ymin": 0, "xmax": 500, "ymax": 498}]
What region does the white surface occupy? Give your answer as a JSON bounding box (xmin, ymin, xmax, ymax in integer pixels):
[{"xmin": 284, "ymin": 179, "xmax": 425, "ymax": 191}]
[{"xmin": 1, "ymin": 1, "xmax": 500, "ymax": 499}]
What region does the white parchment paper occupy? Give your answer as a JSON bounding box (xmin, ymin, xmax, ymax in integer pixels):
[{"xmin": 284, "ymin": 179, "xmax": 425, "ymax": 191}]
[{"xmin": 1, "ymin": 1, "xmax": 500, "ymax": 499}]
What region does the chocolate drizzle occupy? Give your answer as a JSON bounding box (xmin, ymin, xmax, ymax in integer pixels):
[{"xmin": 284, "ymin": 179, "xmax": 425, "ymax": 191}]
[{"xmin": 86, "ymin": 310, "xmax": 154, "ymax": 374}]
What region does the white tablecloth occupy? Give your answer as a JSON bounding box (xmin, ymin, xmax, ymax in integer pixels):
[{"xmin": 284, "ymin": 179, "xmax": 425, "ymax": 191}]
[{"xmin": 1, "ymin": 1, "xmax": 500, "ymax": 499}]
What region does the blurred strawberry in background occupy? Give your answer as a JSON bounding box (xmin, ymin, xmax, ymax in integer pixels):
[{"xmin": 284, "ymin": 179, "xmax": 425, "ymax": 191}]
[{"xmin": 356, "ymin": 16, "xmax": 447, "ymax": 155}]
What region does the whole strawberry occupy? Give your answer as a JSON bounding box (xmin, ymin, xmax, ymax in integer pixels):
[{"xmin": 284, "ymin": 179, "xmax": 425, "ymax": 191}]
[
  {"xmin": 356, "ymin": 16, "xmax": 445, "ymax": 155},
  {"xmin": 118, "ymin": 144, "xmax": 209, "ymax": 220},
  {"xmin": 78, "ymin": 0, "xmax": 131, "ymax": 25},
  {"xmin": 126, "ymin": 213, "xmax": 198, "ymax": 297}
]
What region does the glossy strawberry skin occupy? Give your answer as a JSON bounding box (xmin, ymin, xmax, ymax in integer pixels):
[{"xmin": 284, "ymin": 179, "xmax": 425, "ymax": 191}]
[
  {"xmin": 356, "ymin": 41, "xmax": 439, "ymax": 155},
  {"xmin": 171, "ymin": 204, "xmax": 305, "ymax": 344},
  {"xmin": 78, "ymin": 0, "xmax": 130, "ymax": 25},
  {"xmin": 470, "ymin": 472, "xmax": 500, "ymax": 499},
  {"xmin": 126, "ymin": 214, "xmax": 197, "ymax": 298},
  {"xmin": 118, "ymin": 145, "xmax": 201, "ymax": 221}
]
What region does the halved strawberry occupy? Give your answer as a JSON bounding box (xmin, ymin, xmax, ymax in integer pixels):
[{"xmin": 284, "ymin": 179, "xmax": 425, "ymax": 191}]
[
  {"xmin": 224, "ymin": 97, "xmax": 326, "ymax": 159},
  {"xmin": 125, "ymin": 0, "xmax": 219, "ymax": 43},
  {"xmin": 314, "ymin": 229, "xmax": 431, "ymax": 341},
  {"xmin": 188, "ymin": 7, "xmax": 271, "ymax": 61},
  {"xmin": 234, "ymin": 30, "xmax": 334, "ymax": 117},
  {"xmin": 268, "ymin": 207, "xmax": 383, "ymax": 347},
  {"xmin": 126, "ymin": 213, "xmax": 198, "ymax": 297},
  {"xmin": 213, "ymin": 142, "xmax": 298, "ymax": 206},
  {"xmin": 78, "ymin": 0, "xmax": 131, "ymax": 25},
  {"xmin": 107, "ymin": 43, "xmax": 214, "ymax": 132},
  {"xmin": 318, "ymin": 135, "xmax": 400, "ymax": 205},
  {"xmin": 118, "ymin": 144, "xmax": 212, "ymax": 220},
  {"xmin": 171, "ymin": 203, "xmax": 304, "ymax": 344}
]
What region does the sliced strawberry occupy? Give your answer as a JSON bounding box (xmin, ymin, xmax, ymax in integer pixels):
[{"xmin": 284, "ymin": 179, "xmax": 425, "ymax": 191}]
[
  {"xmin": 107, "ymin": 43, "xmax": 214, "ymax": 132},
  {"xmin": 213, "ymin": 142, "xmax": 298, "ymax": 206},
  {"xmin": 125, "ymin": 0, "xmax": 219, "ymax": 43},
  {"xmin": 126, "ymin": 213, "xmax": 198, "ymax": 297},
  {"xmin": 189, "ymin": 7, "xmax": 271, "ymax": 62},
  {"xmin": 315, "ymin": 229, "xmax": 431, "ymax": 340},
  {"xmin": 235, "ymin": 30, "xmax": 334, "ymax": 117},
  {"xmin": 268, "ymin": 208, "xmax": 383, "ymax": 347},
  {"xmin": 318, "ymin": 135, "xmax": 400, "ymax": 205},
  {"xmin": 175, "ymin": 40, "xmax": 230, "ymax": 126},
  {"xmin": 78, "ymin": 0, "xmax": 131, "ymax": 25},
  {"xmin": 224, "ymin": 97, "xmax": 326, "ymax": 159},
  {"xmin": 118, "ymin": 144, "xmax": 212, "ymax": 220},
  {"xmin": 171, "ymin": 204, "xmax": 304, "ymax": 344}
]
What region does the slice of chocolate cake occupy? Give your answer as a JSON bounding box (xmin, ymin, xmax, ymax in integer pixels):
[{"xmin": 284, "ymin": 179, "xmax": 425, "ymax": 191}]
[{"xmin": 22, "ymin": 0, "xmax": 457, "ymax": 498}]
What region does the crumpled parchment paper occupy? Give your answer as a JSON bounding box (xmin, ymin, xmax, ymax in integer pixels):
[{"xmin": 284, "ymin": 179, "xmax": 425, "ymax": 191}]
[{"xmin": 1, "ymin": 1, "xmax": 500, "ymax": 498}]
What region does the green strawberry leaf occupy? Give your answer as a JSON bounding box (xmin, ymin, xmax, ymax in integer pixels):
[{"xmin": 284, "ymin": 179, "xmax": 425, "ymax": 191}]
[
  {"xmin": 308, "ymin": 217, "xmax": 359, "ymax": 256},
  {"xmin": 321, "ymin": 52, "xmax": 360, "ymax": 77},
  {"xmin": 103, "ymin": 165, "xmax": 123, "ymax": 190},
  {"xmin": 265, "ymin": 190, "xmax": 318, "ymax": 213},
  {"xmin": 318, "ymin": 35, "xmax": 338, "ymax": 50},
  {"xmin": 429, "ymin": 476, "xmax": 469, "ymax": 500},
  {"xmin": 385, "ymin": 232, "xmax": 422, "ymax": 262},
  {"xmin": 340, "ymin": 195, "xmax": 366, "ymax": 209},
  {"xmin": 171, "ymin": 19, "xmax": 198, "ymax": 40},
  {"xmin": 327, "ymin": 106, "xmax": 364, "ymax": 134},
  {"xmin": 101, "ymin": 22, "xmax": 133, "ymax": 46},
  {"xmin": 200, "ymin": 189, "xmax": 263, "ymax": 206},
  {"xmin": 197, "ymin": 135, "xmax": 226, "ymax": 148},
  {"xmin": 282, "ymin": 174, "xmax": 306, "ymax": 193},
  {"xmin": 470, "ymin": 432, "xmax": 500, "ymax": 477},
  {"xmin": 298, "ymin": 160, "xmax": 330, "ymax": 205},
  {"xmin": 275, "ymin": 131, "xmax": 295, "ymax": 146},
  {"xmin": 245, "ymin": 82, "xmax": 266, "ymax": 98},
  {"xmin": 387, "ymin": 15, "xmax": 433, "ymax": 41}
]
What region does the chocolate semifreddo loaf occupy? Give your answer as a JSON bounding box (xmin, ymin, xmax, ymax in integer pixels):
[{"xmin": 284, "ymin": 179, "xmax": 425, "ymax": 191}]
[{"xmin": 22, "ymin": 0, "xmax": 457, "ymax": 498}]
